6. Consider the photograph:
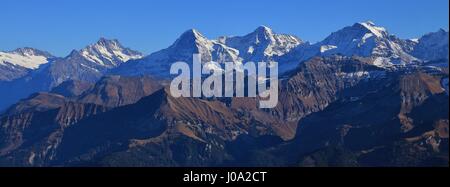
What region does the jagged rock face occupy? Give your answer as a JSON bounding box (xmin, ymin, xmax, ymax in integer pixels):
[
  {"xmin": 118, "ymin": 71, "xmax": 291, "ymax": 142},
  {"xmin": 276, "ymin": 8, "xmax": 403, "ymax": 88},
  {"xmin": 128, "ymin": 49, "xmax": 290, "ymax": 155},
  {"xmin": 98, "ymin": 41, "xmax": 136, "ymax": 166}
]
[
  {"xmin": 412, "ymin": 29, "xmax": 449, "ymax": 62},
  {"xmin": 263, "ymin": 56, "xmax": 387, "ymax": 139},
  {"xmin": 397, "ymin": 73, "xmax": 447, "ymax": 132},
  {"xmin": 277, "ymin": 70, "xmax": 448, "ymax": 167},
  {"xmin": 0, "ymin": 64, "xmax": 30, "ymax": 82},
  {"xmin": 0, "ymin": 75, "xmax": 163, "ymax": 166}
]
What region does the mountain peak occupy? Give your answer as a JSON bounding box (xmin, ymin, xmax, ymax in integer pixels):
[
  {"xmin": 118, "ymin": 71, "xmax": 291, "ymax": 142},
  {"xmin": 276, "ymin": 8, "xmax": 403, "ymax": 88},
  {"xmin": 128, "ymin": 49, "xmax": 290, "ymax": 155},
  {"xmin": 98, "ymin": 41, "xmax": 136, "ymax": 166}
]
[
  {"xmin": 11, "ymin": 47, "xmax": 53, "ymax": 58},
  {"xmin": 248, "ymin": 25, "xmax": 275, "ymax": 40},
  {"xmin": 68, "ymin": 49, "xmax": 81, "ymax": 57},
  {"xmin": 315, "ymin": 21, "xmax": 417, "ymax": 65},
  {"xmin": 0, "ymin": 47, "xmax": 52, "ymax": 70},
  {"xmin": 412, "ymin": 28, "xmax": 449, "ymax": 61},
  {"xmin": 91, "ymin": 37, "xmax": 124, "ymax": 51},
  {"xmin": 169, "ymin": 29, "xmax": 211, "ymax": 51},
  {"xmin": 419, "ymin": 28, "xmax": 449, "ymax": 41},
  {"xmin": 437, "ymin": 28, "xmax": 448, "ymax": 34},
  {"xmin": 76, "ymin": 38, "xmax": 142, "ymax": 66},
  {"xmin": 178, "ymin": 29, "xmax": 207, "ymax": 41},
  {"xmin": 96, "ymin": 37, "xmax": 119, "ymax": 46},
  {"xmin": 254, "ymin": 25, "xmax": 273, "ymax": 34},
  {"xmin": 359, "ymin": 20, "xmax": 376, "ymax": 27},
  {"xmin": 354, "ymin": 21, "xmax": 387, "ymax": 38},
  {"xmin": 213, "ymin": 25, "xmax": 301, "ymax": 61}
]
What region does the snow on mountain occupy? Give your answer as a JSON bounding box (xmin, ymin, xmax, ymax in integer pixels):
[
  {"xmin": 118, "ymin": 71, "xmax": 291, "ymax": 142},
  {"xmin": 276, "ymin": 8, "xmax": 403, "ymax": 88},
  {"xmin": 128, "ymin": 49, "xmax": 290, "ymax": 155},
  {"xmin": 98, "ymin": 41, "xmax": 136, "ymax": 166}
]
[
  {"xmin": 0, "ymin": 48, "xmax": 54, "ymax": 81},
  {"xmin": 0, "ymin": 38, "xmax": 143, "ymax": 111},
  {"xmin": 217, "ymin": 26, "xmax": 302, "ymax": 62},
  {"xmin": 412, "ymin": 29, "xmax": 449, "ymax": 62},
  {"xmin": 163, "ymin": 29, "xmax": 241, "ymax": 63},
  {"xmin": 113, "ymin": 27, "xmax": 302, "ymax": 77},
  {"xmin": 277, "ymin": 21, "xmax": 420, "ymax": 71},
  {"xmin": 79, "ymin": 38, "xmax": 143, "ymax": 67},
  {"xmin": 409, "ymin": 38, "xmax": 419, "ymax": 43},
  {"xmin": 35, "ymin": 38, "xmax": 144, "ymax": 87},
  {"xmin": 111, "ymin": 29, "xmax": 242, "ymax": 77},
  {"xmin": 359, "ymin": 21, "xmax": 386, "ymax": 37},
  {"xmin": 0, "ymin": 47, "xmax": 53, "ymax": 69},
  {"xmin": 317, "ymin": 21, "xmax": 418, "ymax": 65}
]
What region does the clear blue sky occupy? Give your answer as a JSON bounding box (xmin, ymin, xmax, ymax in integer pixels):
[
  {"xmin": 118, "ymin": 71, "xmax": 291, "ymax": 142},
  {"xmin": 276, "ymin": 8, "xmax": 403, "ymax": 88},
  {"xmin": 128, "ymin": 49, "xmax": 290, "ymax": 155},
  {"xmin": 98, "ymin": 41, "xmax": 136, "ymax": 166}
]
[{"xmin": 2, "ymin": 0, "xmax": 449, "ymax": 56}]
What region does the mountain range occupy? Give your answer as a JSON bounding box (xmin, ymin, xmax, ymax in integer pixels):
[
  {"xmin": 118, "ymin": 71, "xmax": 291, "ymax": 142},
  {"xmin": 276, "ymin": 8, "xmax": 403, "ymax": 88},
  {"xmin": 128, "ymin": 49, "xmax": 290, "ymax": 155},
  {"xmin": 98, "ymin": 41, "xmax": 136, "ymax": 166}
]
[
  {"xmin": 1, "ymin": 21, "xmax": 448, "ymax": 112},
  {"xmin": 0, "ymin": 38, "xmax": 142, "ymax": 111},
  {"xmin": 0, "ymin": 21, "xmax": 448, "ymax": 166}
]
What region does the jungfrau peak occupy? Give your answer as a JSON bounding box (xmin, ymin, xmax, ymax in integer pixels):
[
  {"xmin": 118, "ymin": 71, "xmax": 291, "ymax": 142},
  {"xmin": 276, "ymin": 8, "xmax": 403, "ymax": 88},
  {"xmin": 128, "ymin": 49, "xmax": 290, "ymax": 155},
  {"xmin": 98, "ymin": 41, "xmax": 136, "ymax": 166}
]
[
  {"xmin": 357, "ymin": 21, "xmax": 388, "ymax": 38},
  {"xmin": 279, "ymin": 21, "xmax": 420, "ymax": 69},
  {"xmin": 318, "ymin": 21, "xmax": 417, "ymax": 66}
]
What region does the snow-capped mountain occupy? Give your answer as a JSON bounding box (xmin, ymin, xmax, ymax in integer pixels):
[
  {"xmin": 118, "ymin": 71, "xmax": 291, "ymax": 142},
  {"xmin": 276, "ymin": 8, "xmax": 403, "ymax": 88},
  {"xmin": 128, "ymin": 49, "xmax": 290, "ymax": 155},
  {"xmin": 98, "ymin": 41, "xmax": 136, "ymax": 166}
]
[
  {"xmin": 112, "ymin": 29, "xmax": 242, "ymax": 77},
  {"xmin": 0, "ymin": 38, "xmax": 143, "ymax": 111},
  {"xmin": 0, "ymin": 23, "xmax": 449, "ymax": 167},
  {"xmin": 278, "ymin": 21, "xmax": 420, "ymax": 70},
  {"xmin": 0, "ymin": 47, "xmax": 53, "ymax": 69},
  {"xmin": 315, "ymin": 21, "xmax": 418, "ymax": 66},
  {"xmin": 42, "ymin": 38, "xmax": 143, "ymax": 86},
  {"xmin": 80, "ymin": 38, "xmax": 143, "ymax": 67},
  {"xmin": 157, "ymin": 29, "xmax": 241, "ymax": 64},
  {"xmin": 217, "ymin": 26, "xmax": 302, "ymax": 62},
  {"xmin": 412, "ymin": 29, "xmax": 449, "ymax": 62},
  {"xmin": 112, "ymin": 26, "xmax": 302, "ymax": 77},
  {"xmin": 1, "ymin": 24, "xmax": 448, "ymax": 111},
  {"xmin": 0, "ymin": 48, "xmax": 54, "ymax": 81}
]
